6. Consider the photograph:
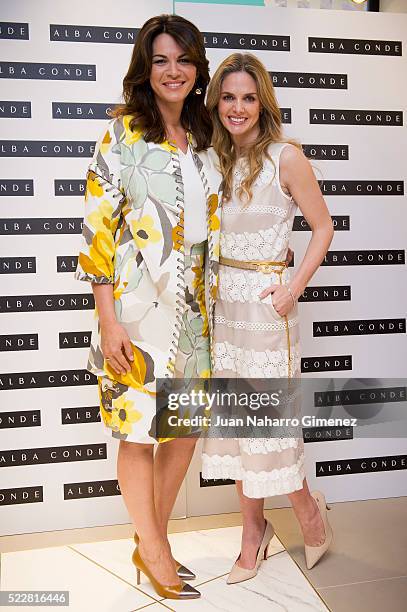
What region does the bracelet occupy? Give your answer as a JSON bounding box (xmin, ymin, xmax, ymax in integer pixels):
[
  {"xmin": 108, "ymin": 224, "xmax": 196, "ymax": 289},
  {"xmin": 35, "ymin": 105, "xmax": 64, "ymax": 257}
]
[{"xmin": 286, "ymin": 285, "xmax": 296, "ymax": 307}]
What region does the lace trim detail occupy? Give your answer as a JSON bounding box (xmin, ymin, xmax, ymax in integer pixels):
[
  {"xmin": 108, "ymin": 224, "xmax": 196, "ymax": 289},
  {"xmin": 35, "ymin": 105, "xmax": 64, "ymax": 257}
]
[
  {"xmin": 233, "ymin": 156, "xmax": 291, "ymax": 193},
  {"xmin": 202, "ymin": 451, "xmax": 306, "ymax": 497},
  {"xmin": 233, "ymin": 158, "xmax": 277, "ymax": 188},
  {"xmin": 202, "ymin": 453, "xmax": 242, "ymax": 480},
  {"xmin": 220, "ymin": 222, "xmax": 290, "ymax": 261},
  {"xmin": 213, "ymin": 340, "xmax": 301, "ymax": 377},
  {"xmin": 240, "ymin": 437, "xmax": 300, "ymax": 454},
  {"xmin": 214, "ymin": 315, "xmax": 299, "ymax": 332},
  {"xmin": 218, "ymin": 267, "xmax": 290, "ymax": 304},
  {"xmin": 222, "ymin": 205, "xmax": 287, "ymax": 218}
]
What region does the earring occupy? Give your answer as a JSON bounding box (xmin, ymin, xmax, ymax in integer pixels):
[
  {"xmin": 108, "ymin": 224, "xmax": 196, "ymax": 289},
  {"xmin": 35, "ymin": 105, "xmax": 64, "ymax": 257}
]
[{"xmin": 195, "ymin": 87, "xmax": 202, "ymax": 95}]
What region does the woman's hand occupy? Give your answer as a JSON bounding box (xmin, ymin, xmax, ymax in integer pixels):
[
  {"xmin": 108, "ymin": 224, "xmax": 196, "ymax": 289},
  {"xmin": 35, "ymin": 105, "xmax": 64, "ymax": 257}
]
[
  {"xmin": 259, "ymin": 284, "xmax": 295, "ymax": 317},
  {"xmin": 100, "ymin": 320, "xmax": 134, "ymax": 375}
]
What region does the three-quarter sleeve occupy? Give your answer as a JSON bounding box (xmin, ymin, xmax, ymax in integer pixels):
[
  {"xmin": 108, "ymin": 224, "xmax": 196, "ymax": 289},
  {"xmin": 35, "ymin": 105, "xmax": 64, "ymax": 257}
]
[{"xmin": 74, "ymin": 120, "xmax": 123, "ymax": 284}]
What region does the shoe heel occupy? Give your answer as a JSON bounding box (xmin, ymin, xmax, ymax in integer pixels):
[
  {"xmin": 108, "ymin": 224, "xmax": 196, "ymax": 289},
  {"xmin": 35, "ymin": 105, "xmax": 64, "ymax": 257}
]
[
  {"xmin": 304, "ymin": 491, "xmax": 333, "ymax": 570},
  {"xmin": 136, "ymin": 568, "xmax": 141, "ymax": 585},
  {"xmin": 227, "ymin": 520, "xmax": 274, "ymax": 585}
]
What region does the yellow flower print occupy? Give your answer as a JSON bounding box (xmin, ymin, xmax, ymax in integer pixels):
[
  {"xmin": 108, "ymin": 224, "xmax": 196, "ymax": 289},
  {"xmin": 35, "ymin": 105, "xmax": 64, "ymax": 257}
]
[
  {"xmin": 122, "ymin": 115, "xmax": 143, "ymax": 146},
  {"xmin": 210, "ymin": 212, "xmax": 220, "ymax": 231},
  {"xmin": 97, "ymin": 382, "xmax": 114, "ymax": 428},
  {"xmin": 208, "ymin": 194, "xmax": 220, "ymax": 231},
  {"xmin": 86, "ymin": 172, "xmax": 104, "ymax": 199},
  {"xmin": 162, "ymin": 140, "xmax": 177, "ymax": 153},
  {"xmin": 100, "ymin": 403, "xmax": 113, "ymax": 427},
  {"xmin": 79, "ymin": 196, "xmax": 120, "ymax": 279},
  {"xmin": 110, "ymin": 395, "xmax": 142, "ymax": 435},
  {"xmin": 172, "ymin": 210, "xmax": 184, "ymax": 252},
  {"xmin": 208, "ymin": 194, "xmax": 218, "ymax": 217},
  {"xmin": 100, "ymin": 130, "xmax": 112, "ymax": 155},
  {"xmin": 104, "ymin": 343, "xmax": 156, "ymax": 395},
  {"xmin": 78, "ymin": 231, "xmax": 115, "ymax": 280},
  {"xmin": 131, "ymin": 215, "xmax": 161, "ymax": 249},
  {"xmin": 113, "ymin": 276, "xmax": 126, "ymax": 301},
  {"xmin": 88, "ymin": 199, "xmax": 114, "ymax": 234}
]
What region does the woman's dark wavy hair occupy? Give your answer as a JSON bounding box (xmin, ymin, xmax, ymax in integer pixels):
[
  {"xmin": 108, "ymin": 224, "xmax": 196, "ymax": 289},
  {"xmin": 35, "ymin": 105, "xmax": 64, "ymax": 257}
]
[{"xmin": 110, "ymin": 14, "xmax": 212, "ymax": 151}]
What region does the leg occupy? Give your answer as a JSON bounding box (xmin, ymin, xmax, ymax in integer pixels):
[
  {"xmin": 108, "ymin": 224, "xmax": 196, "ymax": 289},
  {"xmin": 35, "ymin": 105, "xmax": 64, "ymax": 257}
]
[
  {"xmin": 154, "ymin": 436, "xmax": 197, "ymax": 538},
  {"xmin": 117, "ymin": 440, "xmax": 180, "ymax": 585},
  {"xmin": 287, "ymin": 477, "xmax": 326, "ymax": 546},
  {"xmin": 235, "ymin": 480, "xmax": 267, "ymax": 569}
]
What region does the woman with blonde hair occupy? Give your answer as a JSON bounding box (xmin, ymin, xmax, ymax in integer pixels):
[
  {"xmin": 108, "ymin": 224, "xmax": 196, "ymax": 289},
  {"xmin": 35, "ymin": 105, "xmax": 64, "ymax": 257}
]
[{"xmin": 202, "ymin": 53, "xmax": 335, "ymax": 582}]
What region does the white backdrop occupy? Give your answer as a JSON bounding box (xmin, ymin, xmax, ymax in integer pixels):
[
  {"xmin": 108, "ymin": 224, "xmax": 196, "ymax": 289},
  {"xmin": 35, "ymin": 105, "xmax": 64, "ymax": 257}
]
[
  {"xmin": 0, "ymin": 1, "xmax": 406, "ymax": 535},
  {"xmin": 177, "ymin": 3, "xmax": 407, "ymax": 515}
]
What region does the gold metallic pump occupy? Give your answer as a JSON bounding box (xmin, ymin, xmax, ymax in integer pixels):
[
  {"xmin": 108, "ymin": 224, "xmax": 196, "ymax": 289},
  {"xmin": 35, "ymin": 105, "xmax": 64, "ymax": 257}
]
[
  {"xmin": 132, "ymin": 547, "xmax": 201, "ymax": 600},
  {"xmin": 133, "ymin": 532, "xmax": 196, "ymax": 580},
  {"xmin": 304, "ymin": 490, "xmax": 333, "ymax": 570},
  {"xmin": 227, "ymin": 519, "xmax": 275, "ymax": 585}
]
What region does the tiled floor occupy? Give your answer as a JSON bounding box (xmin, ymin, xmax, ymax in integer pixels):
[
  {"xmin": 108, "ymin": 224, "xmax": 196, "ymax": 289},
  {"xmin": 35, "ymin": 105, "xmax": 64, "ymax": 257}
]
[
  {"xmin": 0, "ymin": 527, "xmax": 327, "ymax": 612},
  {"xmin": 267, "ymin": 496, "xmax": 407, "ymax": 612},
  {"xmin": 1, "ymin": 497, "xmax": 406, "ymax": 611}
]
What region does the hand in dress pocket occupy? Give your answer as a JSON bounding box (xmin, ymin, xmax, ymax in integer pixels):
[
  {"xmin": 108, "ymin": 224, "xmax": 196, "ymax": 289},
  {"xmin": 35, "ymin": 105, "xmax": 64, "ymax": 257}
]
[{"xmin": 259, "ymin": 284, "xmax": 294, "ymax": 319}]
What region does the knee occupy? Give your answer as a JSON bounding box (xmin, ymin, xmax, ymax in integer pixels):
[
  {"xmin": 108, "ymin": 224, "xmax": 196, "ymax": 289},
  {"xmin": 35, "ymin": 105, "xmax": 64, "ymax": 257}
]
[{"xmin": 119, "ymin": 440, "xmax": 153, "ymax": 456}]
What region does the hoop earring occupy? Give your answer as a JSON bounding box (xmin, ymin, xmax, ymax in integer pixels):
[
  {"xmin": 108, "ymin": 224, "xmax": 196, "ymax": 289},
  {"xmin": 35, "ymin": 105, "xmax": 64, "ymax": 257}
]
[{"xmin": 195, "ymin": 87, "xmax": 202, "ymax": 95}]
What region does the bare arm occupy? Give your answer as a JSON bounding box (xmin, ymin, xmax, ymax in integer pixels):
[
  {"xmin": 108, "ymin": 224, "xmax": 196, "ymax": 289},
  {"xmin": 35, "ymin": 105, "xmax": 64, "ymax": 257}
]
[
  {"xmin": 92, "ymin": 283, "xmax": 133, "ymax": 374},
  {"xmin": 260, "ymin": 145, "xmax": 334, "ymax": 313},
  {"xmin": 281, "ymin": 144, "xmax": 334, "ymax": 299}
]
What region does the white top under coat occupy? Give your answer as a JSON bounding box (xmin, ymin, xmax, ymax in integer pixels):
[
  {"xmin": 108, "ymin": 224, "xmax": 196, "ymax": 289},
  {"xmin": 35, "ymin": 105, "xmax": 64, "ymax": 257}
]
[{"xmin": 179, "ymin": 146, "xmax": 208, "ymax": 245}]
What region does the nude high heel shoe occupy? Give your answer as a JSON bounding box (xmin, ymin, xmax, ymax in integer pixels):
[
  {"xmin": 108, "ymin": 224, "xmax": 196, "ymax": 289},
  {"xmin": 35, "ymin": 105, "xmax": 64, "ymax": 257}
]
[
  {"xmin": 304, "ymin": 490, "xmax": 333, "ymax": 570},
  {"xmin": 133, "ymin": 531, "xmax": 196, "ymax": 580},
  {"xmin": 132, "ymin": 547, "xmax": 201, "ymax": 600},
  {"xmin": 227, "ymin": 520, "xmax": 275, "ymax": 584}
]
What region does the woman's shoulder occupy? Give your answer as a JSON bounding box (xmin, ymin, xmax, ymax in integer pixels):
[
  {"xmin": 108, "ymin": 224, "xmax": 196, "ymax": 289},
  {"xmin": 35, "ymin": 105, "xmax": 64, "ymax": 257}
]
[
  {"xmin": 93, "ymin": 114, "xmax": 142, "ymax": 150},
  {"xmin": 89, "ymin": 115, "xmax": 142, "ymax": 184},
  {"xmin": 267, "ymin": 141, "xmax": 300, "ymax": 158},
  {"xmin": 266, "ymin": 142, "xmax": 305, "ymax": 174}
]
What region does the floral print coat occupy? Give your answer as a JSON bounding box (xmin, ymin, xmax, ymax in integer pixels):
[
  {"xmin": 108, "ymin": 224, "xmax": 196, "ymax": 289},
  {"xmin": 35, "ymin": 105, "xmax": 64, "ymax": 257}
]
[{"xmin": 75, "ymin": 115, "xmax": 222, "ymax": 404}]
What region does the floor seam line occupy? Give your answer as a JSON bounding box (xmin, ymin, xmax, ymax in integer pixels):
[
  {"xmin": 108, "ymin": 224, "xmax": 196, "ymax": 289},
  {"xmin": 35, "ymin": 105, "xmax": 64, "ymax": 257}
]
[
  {"xmin": 67, "ymin": 545, "xmax": 162, "ymax": 604},
  {"xmin": 270, "ymin": 541, "xmax": 332, "ymax": 611},
  {"xmin": 192, "ymin": 550, "xmax": 287, "ymax": 587},
  {"xmin": 130, "ymin": 602, "xmax": 174, "ymax": 612},
  {"xmin": 318, "ymin": 574, "xmax": 407, "ymax": 589}
]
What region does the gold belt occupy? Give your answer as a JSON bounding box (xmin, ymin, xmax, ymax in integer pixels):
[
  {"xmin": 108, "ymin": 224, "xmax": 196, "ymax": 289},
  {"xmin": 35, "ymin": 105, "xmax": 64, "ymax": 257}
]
[
  {"xmin": 219, "ymin": 256, "xmax": 287, "ymax": 274},
  {"xmin": 218, "ymin": 256, "xmax": 293, "ymax": 379}
]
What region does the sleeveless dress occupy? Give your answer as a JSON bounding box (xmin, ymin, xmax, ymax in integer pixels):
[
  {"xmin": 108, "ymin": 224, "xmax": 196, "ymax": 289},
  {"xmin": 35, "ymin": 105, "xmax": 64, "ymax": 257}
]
[{"xmin": 202, "ymin": 143, "xmax": 306, "ymax": 497}]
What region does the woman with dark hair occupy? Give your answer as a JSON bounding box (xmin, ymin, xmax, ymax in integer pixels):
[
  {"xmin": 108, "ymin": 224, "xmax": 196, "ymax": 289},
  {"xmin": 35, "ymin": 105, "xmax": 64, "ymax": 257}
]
[
  {"xmin": 202, "ymin": 53, "xmax": 335, "ymax": 583},
  {"xmin": 75, "ymin": 14, "xmax": 221, "ymax": 600}
]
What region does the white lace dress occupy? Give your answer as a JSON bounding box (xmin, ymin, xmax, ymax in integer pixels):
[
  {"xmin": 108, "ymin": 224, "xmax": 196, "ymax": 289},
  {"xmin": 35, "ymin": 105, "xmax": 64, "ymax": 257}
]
[{"xmin": 202, "ymin": 143, "xmax": 306, "ymax": 498}]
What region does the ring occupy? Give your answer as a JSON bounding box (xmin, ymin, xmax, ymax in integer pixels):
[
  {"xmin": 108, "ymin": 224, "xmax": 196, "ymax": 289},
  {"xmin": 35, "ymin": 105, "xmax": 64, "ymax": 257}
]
[{"xmin": 105, "ymin": 357, "xmax": 111, "ymax": 361}]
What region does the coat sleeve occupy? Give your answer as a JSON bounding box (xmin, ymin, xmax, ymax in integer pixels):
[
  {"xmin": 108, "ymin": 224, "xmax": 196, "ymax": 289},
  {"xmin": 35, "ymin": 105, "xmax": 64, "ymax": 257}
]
[{"xmin": 74, "ymin": 118, "xmax": 124, "ymax": 284}]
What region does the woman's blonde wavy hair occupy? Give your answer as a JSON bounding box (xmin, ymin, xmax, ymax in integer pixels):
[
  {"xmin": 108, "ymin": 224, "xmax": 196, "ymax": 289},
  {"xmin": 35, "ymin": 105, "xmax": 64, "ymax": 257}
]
[{"xmin": 206, "ymin": 53, "xmax": 302, "ymax": 203}]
